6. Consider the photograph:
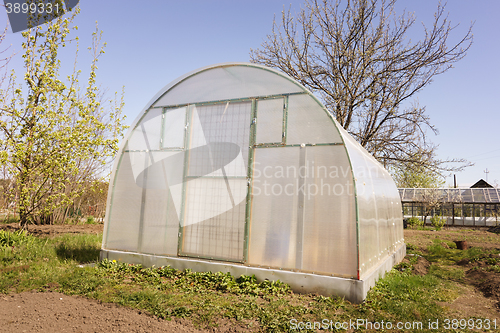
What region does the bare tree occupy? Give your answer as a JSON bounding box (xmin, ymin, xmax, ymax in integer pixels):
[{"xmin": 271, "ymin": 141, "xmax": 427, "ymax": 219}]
[
  {"xmin": 250, "ymin": 0, "xmax": 473, "ymax": 174},
  {"xmin": 418, "ymin": 188, "xmax": 445, "ymax": 224}
]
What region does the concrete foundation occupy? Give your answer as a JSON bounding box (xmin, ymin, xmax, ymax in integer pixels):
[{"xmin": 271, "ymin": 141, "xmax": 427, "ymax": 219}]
[{"xmin": 100, "ymin": 243, "xmax": 405, "ymax": 304}]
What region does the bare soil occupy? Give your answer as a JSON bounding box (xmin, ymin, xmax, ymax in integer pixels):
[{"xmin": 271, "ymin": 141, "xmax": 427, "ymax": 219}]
[
  {"xmin": 0, "ymin": 291, "xmax": 206, "ymax": 333},
  {"xmin": 1, "ymin": 224, "xmax": 500, "ymax": 331},
  {"xmin": 0, "ymin": 223, "xmax": 256, "ymax": 332},
  {"xmin": 406, "ymin": 227, "xmax": 500, "ymax": 321},
  {"xmin": 0, "ymin": 222, "xmax": 103, "ymax": 236}
]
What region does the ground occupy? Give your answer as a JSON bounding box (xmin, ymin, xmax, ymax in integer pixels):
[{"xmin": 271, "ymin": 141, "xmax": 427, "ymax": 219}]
[
  {"xmin": 405, "ymin": 228, "xmax": 500, "ymax": 322},
  {"xmin": 0, "ymin": 291, "xmax": 206, "ymax": 333},
  {"xmin": 1, "ymin": 224, "xmax": 500, "ymax": 332}
]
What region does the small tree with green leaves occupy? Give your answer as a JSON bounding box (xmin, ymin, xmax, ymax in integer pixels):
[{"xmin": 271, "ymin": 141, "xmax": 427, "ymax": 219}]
[
  {"xmin": 392, "ymin": 158, "xmax": 445, "ymax": 189},
  {"xmin": 0, "ymin": 7, "xmax": 126, "ymax": 227},
  {"xmin": 430, "ymin": 215, "xmax": 446, "ymax": 231}
]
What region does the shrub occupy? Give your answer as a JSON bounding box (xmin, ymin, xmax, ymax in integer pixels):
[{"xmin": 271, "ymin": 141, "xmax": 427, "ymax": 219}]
[
  {"xmin": 407, "ymin": 217, "xmax": 423, "ymax": 228},
  {"xmin": 430, "ymin": 216, "xmax": 446, "ymax": 231},
  {"xmin": 0, "ymin": 229, "xmax": 32, "ymax": 247}
]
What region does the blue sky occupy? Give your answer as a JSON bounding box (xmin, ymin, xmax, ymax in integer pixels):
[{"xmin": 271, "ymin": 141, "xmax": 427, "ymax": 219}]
[{"xmin": 1, "ymin": 0, "xmax": 499, "ymax": 187}]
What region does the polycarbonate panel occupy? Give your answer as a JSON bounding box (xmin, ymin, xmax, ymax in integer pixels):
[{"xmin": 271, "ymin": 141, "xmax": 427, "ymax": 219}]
[
  {"xmin": 461, "ymin": 189, "xmax": 473, "ymax": 202},
  {"xmin": 183, "ymin": 177, "xmax": 247, "ymax": 226},
  {"xmin": 127, "ymin": 108, "xmax": 162, "ymax": 151},
  {"xmin": 341, "ymin": 128, "xmax": 378, "ymax": 277},
  {"xmin": 182, "ymin": 196, "xmax": 246, "ymax": 261},
  {"xmin": 256, "ymin": 98, "xmax": 283, "ymax": 143},
  {"xmin": 179, "ymin": 101, "xmax": 251, "ymax": 261},
  {"xmin": 249, "ymin": 146, "xmax": 356, "ymax": 277},
  {"xmin": 105, "ymin": 152, "xmax": 145, "ymax": 252},
  {"xmin": 340, "ymin": 124, "xmax": 403, "ymax": 279},
  {"xmin": 187, "ymin": 102, "xmax": 250, "ymax": 177},
  {"xmin": 488, "ymin": 189, "xmax": 500, "ymax": 203},
  {"xmin": 448, "ymin": 189, "xmax": 461, "ymax": 203},
  {"xmin": 139, "ymin": 151, "xmax": 182, "ymax": 256},
  {"xmin": 163, "ymin": 107, "xmax": 186, "ymax": 148},
  {"xmin": 301, "ymin": 146, "xmax": 357, "ymax": 277},
  {"xmin": 153, "ymin": 65, "xmax": 303, "ymax": 107},
  {"xmin": 286, "ymin": 94, "xmax": 342, "ymax": 145},
  {"xmin": 249, "ymin": 147, "xmax": 300, "ymax": 269},
  {"xmin": 403, "ymin": 188, "xmax": 415, "ymax": 201},
  {"xmin": 473, "ymin": 189, "xmax": 486, "ymax": 203}
]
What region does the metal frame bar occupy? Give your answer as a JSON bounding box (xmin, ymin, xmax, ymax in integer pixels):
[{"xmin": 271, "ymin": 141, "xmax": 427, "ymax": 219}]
[
  {"xmin": 184, "ymin": 175, "xmax": 247, "ymax": 179},
  {"xmin": 123, "ymin": 148, "xmax": 184, "ymax": 152},
  {"xmin": 282, "ymin": 95, "xmax": 289, "ymax": 145},
  {"xmin": 150, "ymin": 91, "xmax": 307, "ymax": 110},
  {"xmin": 177, "ymin": 105, "xmax": 192, "ymax": 256},
  {"xmin": 243, "ymin": 99, "xmax": 257, "ymax": 262},
  {"xmin": 160, "ymin": 107, "xmax": 166, "ymax": 149},
  {"xmin": 254, "ymin": 142, "xmax": 344, "ymax": 148}
]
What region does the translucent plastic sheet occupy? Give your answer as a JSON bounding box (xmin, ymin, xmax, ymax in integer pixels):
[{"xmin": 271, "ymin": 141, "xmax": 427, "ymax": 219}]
[
  {"xmin": 286, "ymin": 94, "xmax": 342, "ymax": 145},
  {"xmin": 162, "ymin": 107, "xmax": 186, "ymax": 149},
  {"xmin": 153, "ymin": 66, "xmax": 303, "ymax": 107},
  {"xmin": 249, "ymin": 146, "xmax": 357, "ymax": 277},
  {"xmin": 106, "ymin": 150, "xmax": 182, "ymax": 255},
  {"xmin": 179, "ymin": 102, "xmax": 251, "ymax": 261},
  {"xmin": 301, "ymin": 146, "xmax": 357, "ymax": 277},
  {"xmin": 126, "ymin": 108, "xmax": 163, "ymax": 151},
  {"xmin": 340, "ymin": 124, "xmax": 403, "ymax": 278},
  {"xmin": 139, "ymin": 151, "xmax": 183, "ymax": 256},
  {"xmin": 256, "ymin": 98, "xmax": 284, "ymax": 144},
  {"xmin": 249, "ymin": 147, "xmax": 300, "ymax": 269},
  {"xmin": 105, "ymin": 152, "xmax": 145, "ymax": 252}
]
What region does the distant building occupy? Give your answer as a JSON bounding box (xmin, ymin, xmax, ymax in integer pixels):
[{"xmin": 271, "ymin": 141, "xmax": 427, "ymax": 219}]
[
  {"xmin": 399, "ymin": 184, "xmax": 500, "ymax": 227},
  {"xmin": 471, "ymin": 179, "xmax": 493, "ymax": 188}
]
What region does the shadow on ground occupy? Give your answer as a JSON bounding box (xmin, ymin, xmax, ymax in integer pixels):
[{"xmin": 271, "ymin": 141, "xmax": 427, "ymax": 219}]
[{"xmin": 55, "ymin": 243, "xmax": 100, "ymax": 263}]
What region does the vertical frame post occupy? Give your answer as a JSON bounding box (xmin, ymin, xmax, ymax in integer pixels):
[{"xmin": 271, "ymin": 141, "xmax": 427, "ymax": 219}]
[
  {"xmin": 177, "ymin": 105, "xmax": 193, "ymax": 255},
  {"xmin": 243, "ymin": 99, "xmax": 257, "ymax": 262},
  {"xmin": 282, "ymin": 95, "xmax": 289, "ymax": 145}
]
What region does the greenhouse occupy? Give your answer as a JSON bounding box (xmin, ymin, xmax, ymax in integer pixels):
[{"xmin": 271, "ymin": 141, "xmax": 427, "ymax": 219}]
[
  {"xmin": 100, "ymin": 63, "xmax": 405, "ymax": 303},
  {"xmin": 399, "ymin": 188, "xmax": 500, "ymax": 227}
]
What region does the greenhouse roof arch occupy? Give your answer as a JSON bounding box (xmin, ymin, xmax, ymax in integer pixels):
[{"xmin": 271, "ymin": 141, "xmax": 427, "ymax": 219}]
[{"xmin": 101, "ymin": 63, "xmax": 405, "ymax": 303}]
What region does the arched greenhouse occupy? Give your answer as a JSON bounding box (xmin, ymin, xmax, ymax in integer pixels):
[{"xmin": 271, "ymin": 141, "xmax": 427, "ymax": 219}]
[{"xmin": 100, "ymin": 63, "xmax": 405, "ymax": 303}]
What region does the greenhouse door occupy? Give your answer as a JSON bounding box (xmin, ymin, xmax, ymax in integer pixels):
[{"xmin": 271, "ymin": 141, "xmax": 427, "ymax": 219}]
[{"xmin": 178, "ymin": 101, "xmax": 251, "ymax": 262}]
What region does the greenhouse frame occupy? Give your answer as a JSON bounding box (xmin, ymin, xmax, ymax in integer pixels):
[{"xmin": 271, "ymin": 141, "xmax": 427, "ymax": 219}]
[{"xmin": 100, "ymin": 63, "xmax": 405, "ymax": 303}]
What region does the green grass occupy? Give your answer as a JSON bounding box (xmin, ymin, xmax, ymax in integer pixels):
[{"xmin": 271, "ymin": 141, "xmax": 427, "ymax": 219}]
[
  {"xmin": 0, "ymin": 230, "xmax": 498, "ymax": 332},
  {"xmin": 0, "ymin": 215, "xmax": 19, "ymax": 224}
]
